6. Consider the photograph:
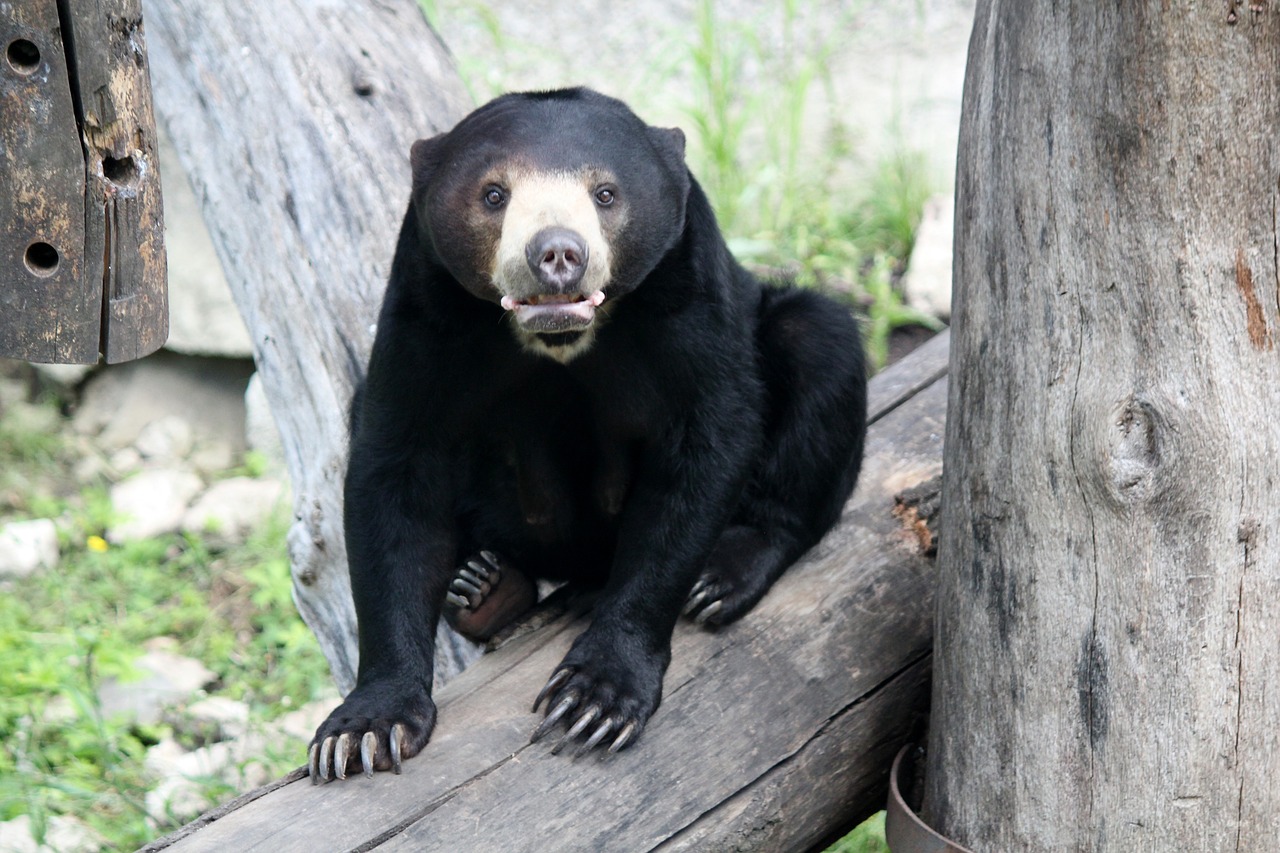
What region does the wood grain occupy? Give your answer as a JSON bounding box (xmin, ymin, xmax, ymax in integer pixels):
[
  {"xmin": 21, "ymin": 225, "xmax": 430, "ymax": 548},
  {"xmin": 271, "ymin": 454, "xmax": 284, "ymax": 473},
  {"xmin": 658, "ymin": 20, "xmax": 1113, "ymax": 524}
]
[
  {"xmin": 143, "ymin": 333, "xmax": 948, "ymax": 853},
  {"xmin": 927, "ymin": 4, "xmax": 1280, "ymax": 850},
  {"xmin": 144, "ymin": 0, "xmax": 476, "ymax": 692}
]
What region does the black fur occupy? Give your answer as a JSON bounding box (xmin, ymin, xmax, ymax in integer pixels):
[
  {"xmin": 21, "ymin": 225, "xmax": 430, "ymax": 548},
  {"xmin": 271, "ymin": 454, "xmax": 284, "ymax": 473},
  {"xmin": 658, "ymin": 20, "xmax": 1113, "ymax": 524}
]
[{"xmin": 311, "ymin": 88, "xmax": 867, "ymax": 774}]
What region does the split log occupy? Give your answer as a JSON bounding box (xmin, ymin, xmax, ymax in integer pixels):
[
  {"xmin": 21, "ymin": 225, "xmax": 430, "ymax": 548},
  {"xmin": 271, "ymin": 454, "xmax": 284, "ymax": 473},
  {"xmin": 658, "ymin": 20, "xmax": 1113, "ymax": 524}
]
[
  {"xmin": 927, "ymin": 3, "xmax": 1280, "ymax": 850},
  {"xmin": 0, "ymin": 0, "xmax": 166, "ymax": 364},
  {"xmin": 143, "ymin": 0, "xmax": 477, "ymax": 691},
  {"xmin": 142, "ymin": 331, "xmax": 950, "ymax": 853}
]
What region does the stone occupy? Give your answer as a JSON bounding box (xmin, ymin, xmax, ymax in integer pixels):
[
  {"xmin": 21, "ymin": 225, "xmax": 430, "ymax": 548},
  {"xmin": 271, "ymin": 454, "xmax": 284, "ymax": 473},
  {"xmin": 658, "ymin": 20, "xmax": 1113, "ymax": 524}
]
[
  {"xmin": 74, "ymin": 350, "xmax": 254, "ymax": 453},
  {"xmin": 182, "ymin": 477, "xmax": 285, "ymax": 545},
  {"xmin": 97, "ymin": 640, "xmax": 216, "ymax": 726},
  {"xmin": 901, "ymin": 193, "xmax": 955, "ymax": 321},
  {"xmin": 181, "ymin": 696, "xmax": 251, "ymax": 742},
  {"xmin": 158, "ymin": 131, "xmax": 254, "ymax": 359},
  {"xmin": 189, "ymin": 441, "xmax": 237, "ymax": 476},
  {"xmin": 0, "ymin": 519, "xmax": 59, "ymax": 578},
  {"xmin": 29, "ymin": 362, "xmax": 95, "ymax": 390},
  {"xmin": 134, "ymin": 415, "xmax": 195, "ymax": 463},
  {"xmin": 274, "ymin": 694, "xmax": 341, "ymax": 742},
  {"xmin": 0, "ymin": 814, "xmax": 102, "ymax": 853},
  {"xmin": 108, "ymin": 469, "xmax": 204, "ymax": 543},
  {"xmin": 144, "ymin": 732, "xmax": 273, "ymax": 824}
]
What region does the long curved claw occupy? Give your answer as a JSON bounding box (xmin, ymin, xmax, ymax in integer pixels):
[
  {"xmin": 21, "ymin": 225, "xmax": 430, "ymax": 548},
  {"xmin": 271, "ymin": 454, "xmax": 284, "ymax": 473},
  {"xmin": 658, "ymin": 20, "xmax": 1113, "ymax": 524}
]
[
  {"xmin": 608, "ymin": 721, "xmax": 638, "ymax": 754},
  {"xmin": 319, "ymin": 736, "xmax": 335, "ymax": 780},
  {"xmin": 551, "ymin": 705, "xmax": 600, "ymax": 755},
  {"xmin": 531, "ymin": 692, "xmax": 579, "ymax": 742},
  {"xmin": 577, "ymin": 717, "xmax": 618, "ymax": 756},
  {"xmin": 532, "ymin": 669, "xmax": 572, "ymax": 712},
  {"xmin": 682, "ymin": 589, "xmax": 710, "ymax": 616},
  {"xmin": 360, "ymin": 731, "xmax": 377, "ymax": 778},
  {"xmin": 308, "ymin": 742, "xmax": 320, "ymax": 784},
  {"xmin": 446, "ymin": 592, "xmax": 470, "ymax": 609},
  {"xmin": 479, "ymin": 550, "xmax": 502, "ymax": 568},
  {"xmin": 390, "ymin": 723, "xmax": 405, "ymax": 774},
  {"xmin": 694, "ymin": 600, "xmax": 723, "ymax": 625},
  {"xmin": 452, "ymin": 577, "xmax": 483, "ymax": 597},
  {"xmin": 334, "ymin": 733, "xmax": 351, "ymax": 780}
]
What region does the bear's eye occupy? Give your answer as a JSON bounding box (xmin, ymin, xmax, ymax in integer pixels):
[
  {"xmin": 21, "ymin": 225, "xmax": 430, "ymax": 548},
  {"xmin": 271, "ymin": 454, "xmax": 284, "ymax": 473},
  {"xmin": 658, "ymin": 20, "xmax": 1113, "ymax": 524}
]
[
  {"xmin": 483, "ymin": 187, "xmax": 506, "ymax": 208},
  {"xmin": 594, "ymin": 187, "xmax": 615, "ymax": 207}
]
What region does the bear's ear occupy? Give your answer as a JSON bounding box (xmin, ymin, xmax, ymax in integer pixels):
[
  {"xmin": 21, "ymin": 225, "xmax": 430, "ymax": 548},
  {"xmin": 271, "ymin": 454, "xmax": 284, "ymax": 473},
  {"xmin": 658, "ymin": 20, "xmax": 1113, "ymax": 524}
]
[
  {"xmin": 652, "ymin": 126, "xmax": 686, "ymax": 161},
  {"xmin": 410, "ymin": 135, "xmax": 445, "ymax": 196}
]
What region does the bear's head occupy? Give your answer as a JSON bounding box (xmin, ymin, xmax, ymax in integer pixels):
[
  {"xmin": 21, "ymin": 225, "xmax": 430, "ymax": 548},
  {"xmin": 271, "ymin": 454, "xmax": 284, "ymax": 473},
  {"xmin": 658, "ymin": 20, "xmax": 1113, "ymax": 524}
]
[{"xmin": 409, "ymin": 88, "xmax": 690, "ymax": 361}]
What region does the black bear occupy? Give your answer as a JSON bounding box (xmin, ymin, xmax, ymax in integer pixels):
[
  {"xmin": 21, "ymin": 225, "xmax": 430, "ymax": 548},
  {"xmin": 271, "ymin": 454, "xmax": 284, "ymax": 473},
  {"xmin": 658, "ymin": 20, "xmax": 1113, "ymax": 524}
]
[{"xmin": 309, "ymin": 88, "xmax": 867, "ymax": 781}]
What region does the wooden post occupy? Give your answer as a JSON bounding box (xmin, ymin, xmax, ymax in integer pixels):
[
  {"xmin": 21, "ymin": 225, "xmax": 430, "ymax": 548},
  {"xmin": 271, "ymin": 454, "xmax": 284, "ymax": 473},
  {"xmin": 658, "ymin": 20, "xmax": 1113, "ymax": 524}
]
[
  {"xmin": 0, "ymin": 0, "xmax": 166, "ymax": 364},
  {"xmin": 144, "ymin": 0, "xmax": 475, "ymax": 693},
  {"xmin": 927, "ymin": 3, "xmax": 1280, "ymax": 849}
]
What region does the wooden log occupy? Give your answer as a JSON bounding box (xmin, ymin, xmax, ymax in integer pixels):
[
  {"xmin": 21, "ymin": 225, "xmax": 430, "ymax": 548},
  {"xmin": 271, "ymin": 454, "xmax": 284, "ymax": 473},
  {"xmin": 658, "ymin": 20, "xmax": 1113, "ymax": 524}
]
[
  {"xmin": 0, "ymin": 0, "xmax": 166, "ymax": 364},
  {"xmin": 142, "ymin": 331, "xmax": 950, "ymax": 853},
  {"xmin": 64, "ymin": 0, "xmax": 169, "ymax": 364},
  {"xmin": 926, "ymin": 4, "xmax": 1280, "ymax": 850},
  {"xmin": 143, "ymin": 0, "xmax": 477, "ymax": 693}
]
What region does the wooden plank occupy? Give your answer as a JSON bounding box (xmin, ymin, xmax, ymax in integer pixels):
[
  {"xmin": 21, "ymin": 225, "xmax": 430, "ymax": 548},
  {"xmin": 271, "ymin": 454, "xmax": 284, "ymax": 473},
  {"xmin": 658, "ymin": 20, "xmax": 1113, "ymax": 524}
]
[
  {"xmin": 0, "ymin": 0, "xmax": 97, "ymax": 363},
  {"xmin": 146, "ymin": 338, "xmax": 947, "ymax": 852},
  {"xmin": 63, "ymin": 0, "xmax": 168, "ymax": 363}
]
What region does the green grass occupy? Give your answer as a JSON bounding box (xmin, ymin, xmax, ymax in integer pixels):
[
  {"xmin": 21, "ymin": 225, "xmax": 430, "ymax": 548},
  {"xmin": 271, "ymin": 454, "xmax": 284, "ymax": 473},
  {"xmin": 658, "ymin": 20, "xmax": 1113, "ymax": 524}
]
[{"xmin": 0, "ymin": 415, "xmax": 330, "ymax": 849}]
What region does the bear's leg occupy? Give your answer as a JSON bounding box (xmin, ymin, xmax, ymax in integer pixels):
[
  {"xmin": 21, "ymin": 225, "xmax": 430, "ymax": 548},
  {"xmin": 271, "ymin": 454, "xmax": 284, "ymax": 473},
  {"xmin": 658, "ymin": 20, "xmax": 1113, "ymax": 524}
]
[
  {"xmin": 684, "ymin": 288, "xmax": 867, "ymax": 627},
  {"xmin": 444, "ymin": 550, "xmax": 538, "ymax": 641}
]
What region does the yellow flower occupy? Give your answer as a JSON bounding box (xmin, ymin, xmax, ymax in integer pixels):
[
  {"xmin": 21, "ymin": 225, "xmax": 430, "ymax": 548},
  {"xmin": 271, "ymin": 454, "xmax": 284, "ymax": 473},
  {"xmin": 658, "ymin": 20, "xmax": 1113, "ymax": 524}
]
[{"xmin": 87, "ymin": 535, "xmax": 109, "ymax": 553}]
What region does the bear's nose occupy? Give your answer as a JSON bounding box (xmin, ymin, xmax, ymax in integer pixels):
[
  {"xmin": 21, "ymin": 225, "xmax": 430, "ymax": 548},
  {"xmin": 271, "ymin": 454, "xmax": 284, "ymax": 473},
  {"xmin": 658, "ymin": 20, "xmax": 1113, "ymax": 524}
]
[{"xmin": 525, "ymin": 227, "xmax": 589, "ymax": 292}]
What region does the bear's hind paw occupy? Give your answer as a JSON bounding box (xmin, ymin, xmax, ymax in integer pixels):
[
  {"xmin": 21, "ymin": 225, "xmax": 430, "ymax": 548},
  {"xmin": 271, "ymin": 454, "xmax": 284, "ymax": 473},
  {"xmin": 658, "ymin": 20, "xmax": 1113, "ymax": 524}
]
[{"xmin": 444, "ymin": 550, "xmax": 537, "ymax": 642}]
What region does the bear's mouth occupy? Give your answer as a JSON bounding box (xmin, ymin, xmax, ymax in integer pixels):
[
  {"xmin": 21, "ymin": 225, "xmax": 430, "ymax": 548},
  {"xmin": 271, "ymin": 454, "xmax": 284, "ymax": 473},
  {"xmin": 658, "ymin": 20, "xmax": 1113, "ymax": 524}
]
[{"xmin": 500, "ymin": 290, "xmax": 606, "ymax": 333}]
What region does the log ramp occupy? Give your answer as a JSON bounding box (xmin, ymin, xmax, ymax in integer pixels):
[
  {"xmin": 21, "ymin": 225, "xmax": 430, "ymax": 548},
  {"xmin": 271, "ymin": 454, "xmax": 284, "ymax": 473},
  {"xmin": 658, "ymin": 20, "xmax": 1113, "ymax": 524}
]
[{"xmin": 143, "ymin": 331, "xmax": 950, "ymax": 853}]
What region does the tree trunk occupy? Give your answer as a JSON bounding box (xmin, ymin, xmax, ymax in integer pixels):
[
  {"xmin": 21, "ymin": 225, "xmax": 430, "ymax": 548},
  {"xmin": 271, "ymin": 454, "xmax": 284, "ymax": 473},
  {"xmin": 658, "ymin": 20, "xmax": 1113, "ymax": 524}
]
[
  {"xmin": 927, "ymin": 3, "xmax": 1280, "ymax": 851},
  {"xmin": 142, "ymin": 0, "xmax": 477, "ymax": 692}
]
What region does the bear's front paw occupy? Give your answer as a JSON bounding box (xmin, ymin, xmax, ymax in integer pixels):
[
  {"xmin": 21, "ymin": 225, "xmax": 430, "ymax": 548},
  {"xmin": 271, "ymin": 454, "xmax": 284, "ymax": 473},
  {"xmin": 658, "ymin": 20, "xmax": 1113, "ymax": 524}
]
[
  {"xmin": 309, "ymin": 682, "xmax": 436, "ymax": 782},
  {"xmin": 530, "ymin": 628, "xmax": 668, "ymax": 756}
]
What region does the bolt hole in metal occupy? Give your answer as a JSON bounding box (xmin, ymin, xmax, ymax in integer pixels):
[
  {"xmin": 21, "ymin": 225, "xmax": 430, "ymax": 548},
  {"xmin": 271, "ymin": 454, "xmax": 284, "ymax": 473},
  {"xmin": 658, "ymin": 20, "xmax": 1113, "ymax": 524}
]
[
  {"xmin": 6, "ymin": 39, "xmax": 41, "ymax": 74},
  {"xmin": 24, "ymin": 242, "xmax": 60, "ymax": 277}
]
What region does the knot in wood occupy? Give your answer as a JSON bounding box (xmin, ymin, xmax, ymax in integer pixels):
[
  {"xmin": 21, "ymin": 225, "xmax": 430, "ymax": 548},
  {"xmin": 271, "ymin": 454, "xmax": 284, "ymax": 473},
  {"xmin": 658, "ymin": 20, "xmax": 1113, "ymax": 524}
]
[{"xmin": 1103, "ymin": 396, "xmax": 1165, "ymax": 505}]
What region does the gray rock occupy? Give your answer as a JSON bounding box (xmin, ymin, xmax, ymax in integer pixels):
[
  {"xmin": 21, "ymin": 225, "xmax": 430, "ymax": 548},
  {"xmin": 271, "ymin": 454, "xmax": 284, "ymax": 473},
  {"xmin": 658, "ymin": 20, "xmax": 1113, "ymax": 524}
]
[
  {"xmin": 901, "ymin": 193, "xmax": 955, "ymax": 321},
  {"xmin": 182, "ymin": 476, "xmax": 285, "ymax": 545},
  {"xmin": 158, "ymin": 131, "xmax": 253, "ymax": 359},
  {"xmin": 0, "ymin": 814, "xmax": 102, "ymax": 853},
  {"xmin": 97, "ymin": 639, "xmax": 216, "ymax": 726},
  {"xmin": 0, "ymin": 519, "xmax": 59, "ymax": 578},
  {"xmin": 108, "ymin": 469, "xmax": 204, "ymax": 543},
  {"xmin": 189, "ymin": 441, "xmax": 238, "ymax": 476},
  {"xmin": 75, "ymin": 351, "xmax": 254, "ymax": 453},
  {"xmin": 181, "ymin": 696, "xmax": 252, "ymax": 742},
  {"xmin": 135, "ymin": 415, "xmax": 196, "ymax": 464},
  {"xmin": 29, "ymin": 361, "xmax": 95, "ymax": 390},
  {"xmin": 144, "ymin": 732, "xmax": 273, "ymax": 824}
]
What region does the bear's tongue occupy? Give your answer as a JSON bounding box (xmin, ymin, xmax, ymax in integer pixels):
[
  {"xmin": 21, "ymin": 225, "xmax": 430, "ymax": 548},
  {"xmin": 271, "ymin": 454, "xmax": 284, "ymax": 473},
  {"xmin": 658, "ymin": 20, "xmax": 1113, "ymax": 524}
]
[{"xmin": 501, "ymin": 292, "xmax": 605, "ymax": 333}]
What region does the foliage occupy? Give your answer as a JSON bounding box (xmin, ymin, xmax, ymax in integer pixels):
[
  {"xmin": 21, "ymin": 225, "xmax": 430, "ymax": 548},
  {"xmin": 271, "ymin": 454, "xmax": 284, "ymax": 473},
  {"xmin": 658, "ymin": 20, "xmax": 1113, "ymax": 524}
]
[
  {"xmin": 828, "ymin": 811, "xmax": 890, "ymax": 853},
  {"xmin": 0, "ymin": 412, "xmax": 330, "ymax": 849},
  {"xmin": 681, "ymin": 0, "xmax": 942, "ymax": 368}
]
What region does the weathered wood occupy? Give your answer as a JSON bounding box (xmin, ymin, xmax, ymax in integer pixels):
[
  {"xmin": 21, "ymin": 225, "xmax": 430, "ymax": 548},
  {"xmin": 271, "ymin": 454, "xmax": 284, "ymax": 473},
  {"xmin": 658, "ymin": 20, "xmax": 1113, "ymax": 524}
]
[
  {"xmin": 927, "ymin": 4, "xmax": 1280, "ymax": 850},
  {"xmin": 0, "ymin": 0, "xmax": 167, "ymax": 364},
  {"xmin": 144, "ymin": 0, "xmax": 476, "ymax": 693},
  {"xmin": 143, "ymin": 332, "xmax": 948, "ymax": 853},
  {"xmin": 64, "ymin": 0, "xmax": 169, "ymax": 363},
  {"xmin": 1, "ymin": 0, "xmax": 95, "ymax": 363}
]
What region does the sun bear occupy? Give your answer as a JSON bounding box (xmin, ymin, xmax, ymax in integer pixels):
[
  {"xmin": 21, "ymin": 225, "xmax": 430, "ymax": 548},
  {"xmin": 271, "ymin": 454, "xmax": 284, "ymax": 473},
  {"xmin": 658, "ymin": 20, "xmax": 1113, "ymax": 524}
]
[{"xmin": 309, "ymin": 87, "xmax": 867, "ymax": 780}]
